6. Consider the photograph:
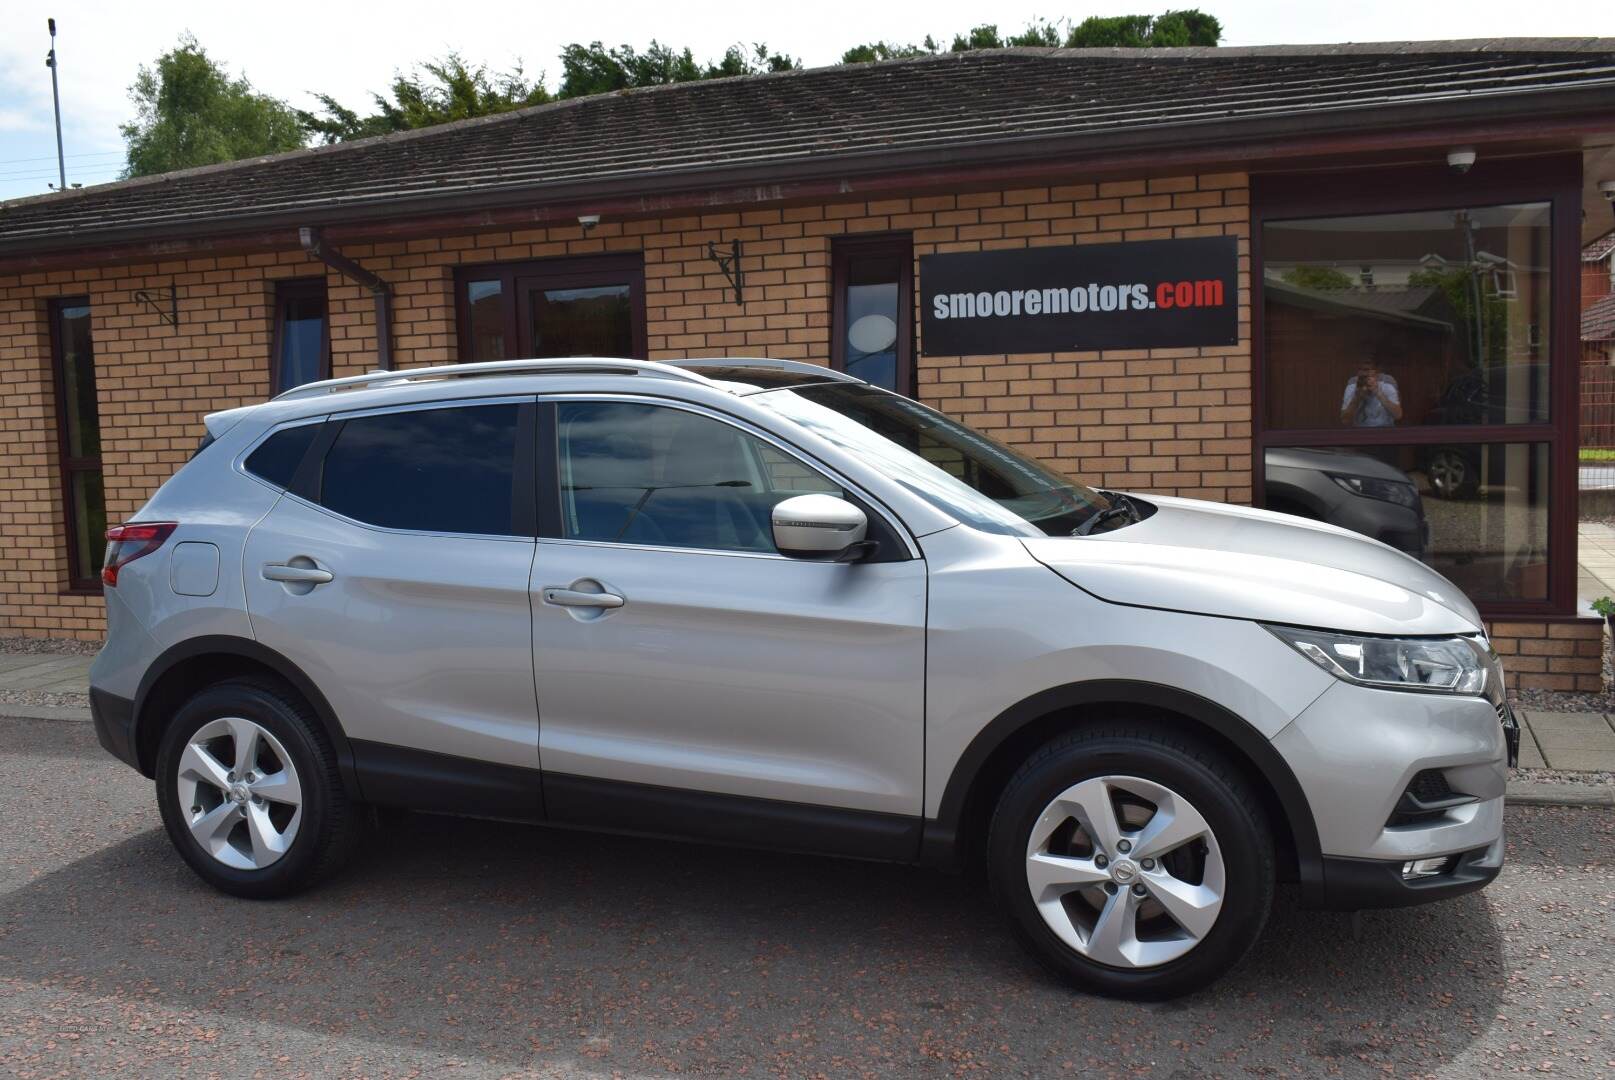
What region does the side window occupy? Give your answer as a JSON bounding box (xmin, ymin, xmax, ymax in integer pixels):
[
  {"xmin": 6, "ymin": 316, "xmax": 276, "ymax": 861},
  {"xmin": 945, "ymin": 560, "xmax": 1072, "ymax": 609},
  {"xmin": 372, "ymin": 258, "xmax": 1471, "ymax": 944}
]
[
  {"xmin": 319, "ymin": 404, "xmax": 520, "ymax": 536},
  {"xmin": 244, "ymin": 422, "xmax": 320, "ymax": 489},
  {"xmin": 555, "ymin": 401, "xmax": 845, "ymax": 553}
]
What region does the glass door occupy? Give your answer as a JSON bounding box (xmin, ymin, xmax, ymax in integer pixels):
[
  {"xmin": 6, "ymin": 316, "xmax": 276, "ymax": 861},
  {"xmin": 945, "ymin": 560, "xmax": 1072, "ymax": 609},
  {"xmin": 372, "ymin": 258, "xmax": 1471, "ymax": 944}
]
[{"xmin": 456, "ymin": 254, "xmax": 646, "ymax": 362}]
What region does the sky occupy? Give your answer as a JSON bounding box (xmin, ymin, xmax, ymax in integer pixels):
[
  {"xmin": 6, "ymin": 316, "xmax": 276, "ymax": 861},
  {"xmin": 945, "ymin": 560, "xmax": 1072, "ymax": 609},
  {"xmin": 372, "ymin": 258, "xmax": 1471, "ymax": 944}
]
[{"xmin": 2, "ymin": 0, "xmax": 1613, "ymax": 201}]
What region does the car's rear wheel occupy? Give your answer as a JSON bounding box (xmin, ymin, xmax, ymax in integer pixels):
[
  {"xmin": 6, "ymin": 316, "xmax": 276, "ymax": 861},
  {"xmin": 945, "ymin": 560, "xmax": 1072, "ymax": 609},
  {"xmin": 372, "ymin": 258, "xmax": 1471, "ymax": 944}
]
[
  {"xmin": 155, "ymin": 679, "xmax": 357, "ymax": 898},
  {"xmin": 988, "ymin": 726, "xmax": 1274, "ymax": 999},
  {"xmin": 1426, "ymin": 448, "xmax": 1476, "ymax": 499}
]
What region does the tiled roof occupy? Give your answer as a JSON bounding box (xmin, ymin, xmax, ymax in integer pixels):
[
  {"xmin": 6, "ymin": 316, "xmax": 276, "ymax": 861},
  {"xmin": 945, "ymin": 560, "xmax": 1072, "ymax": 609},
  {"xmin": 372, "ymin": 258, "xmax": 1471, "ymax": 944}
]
[
  {"xmin": 1587, "ymin": 293, "xmax": 1615, "ymax": 341},
  {"xmin": 1586, "ymin": 232, "xmax": 1615, "ymax": 262},
  {"xmin": 4, "ymin": 40, "xmax": 1615, "ymax": 256}
]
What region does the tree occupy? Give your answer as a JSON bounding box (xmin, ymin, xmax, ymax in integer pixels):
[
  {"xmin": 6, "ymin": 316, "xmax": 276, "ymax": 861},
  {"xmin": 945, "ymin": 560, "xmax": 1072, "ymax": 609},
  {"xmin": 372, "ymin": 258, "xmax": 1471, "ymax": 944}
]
[
  {"xmin": 949, "ymin": 22, "xmax": 1064, "ymax": 51},
  {"xmin": 557, "ymin": 41, "xmax": 795, "ymax": 99},
  {"xmin": 299, "ymin": 54, "xmax": 549, "ymax": 144},
  {"xmin": 120, "ymin": 35, "xmax": 305, "ymax": 177},
  {"xmin": 840, "ymin": 38, "xmax": 940, "ymax": 64},
  {"xmin": 1068, "ymin": 10, "xmax": 1222, "ymax": 48},
  {"xmin": 1282, "ymin": 265, "xmax": 1356, "ymax": 291}
]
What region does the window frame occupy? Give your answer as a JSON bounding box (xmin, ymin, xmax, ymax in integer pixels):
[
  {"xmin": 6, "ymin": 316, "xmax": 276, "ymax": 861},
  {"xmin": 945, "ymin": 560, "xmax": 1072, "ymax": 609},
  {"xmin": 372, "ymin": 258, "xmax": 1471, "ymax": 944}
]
[
  {"xmin": 47, "ymin": 295, "xmax": 105, "ymax": 594},
  {"xmin": 270, "ymin": 277, "xmax": 331, "ymax": 394},
  {"xmin": 830, "ymin": 233, "xmax": 916, "ymax": 398},
  {"xmin": 1251, "ymin": 157, "xmax": 1582, "ymax": 617},
  {"xmin": 284, "ymin": 397, "xmax": 538, "ymax": 541},
  {"xmin": 534, "ymin": 394, "xmax": 918, "ymax": 561},
  {"xmin": 453, "ymin": 254, "xmax": 648, "ymax": 363}
]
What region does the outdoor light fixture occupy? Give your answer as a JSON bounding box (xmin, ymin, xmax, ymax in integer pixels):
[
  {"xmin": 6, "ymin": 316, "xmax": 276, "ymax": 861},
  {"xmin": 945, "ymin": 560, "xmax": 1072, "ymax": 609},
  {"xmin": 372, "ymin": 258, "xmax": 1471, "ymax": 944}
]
[
  {"xmin": 1446, "ymin": 147, "xmax": 1477, "ymax": 173},
  {"xmin": 577, "ymin": 213, "xmax": 601, "ymax": 231}
]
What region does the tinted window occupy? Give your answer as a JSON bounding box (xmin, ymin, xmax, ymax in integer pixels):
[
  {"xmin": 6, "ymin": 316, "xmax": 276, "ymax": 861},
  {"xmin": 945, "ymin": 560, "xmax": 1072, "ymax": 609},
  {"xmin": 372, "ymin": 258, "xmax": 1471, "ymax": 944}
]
[
  {"xmin": 273, "ymin": 280, "xmax": 329, "ymax": 392},
  {"xmin": 320, "ymin": 405, "xmax": 520, "ymax": 535},
  {"xmin": 244, "ymin": 423, "xmax": 320, "ymax": 488},
  {"xmin": 556, "ymin": 402, "xmax": 844, "ymax": 552}
]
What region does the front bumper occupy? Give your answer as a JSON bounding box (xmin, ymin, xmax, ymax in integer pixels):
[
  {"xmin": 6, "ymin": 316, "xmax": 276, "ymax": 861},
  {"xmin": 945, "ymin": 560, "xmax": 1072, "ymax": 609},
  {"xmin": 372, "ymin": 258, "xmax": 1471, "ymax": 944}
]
[{"xmin": 1273, "ymin": 679, "xmax": 1507, "ymax": 908}]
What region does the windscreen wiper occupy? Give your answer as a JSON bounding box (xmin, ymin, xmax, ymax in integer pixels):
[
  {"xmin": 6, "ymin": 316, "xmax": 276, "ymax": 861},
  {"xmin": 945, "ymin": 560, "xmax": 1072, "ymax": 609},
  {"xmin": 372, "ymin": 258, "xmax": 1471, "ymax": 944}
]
[{"xmin": 1072, "ymin": 491, "xmax": 1140, "ymax": 536}]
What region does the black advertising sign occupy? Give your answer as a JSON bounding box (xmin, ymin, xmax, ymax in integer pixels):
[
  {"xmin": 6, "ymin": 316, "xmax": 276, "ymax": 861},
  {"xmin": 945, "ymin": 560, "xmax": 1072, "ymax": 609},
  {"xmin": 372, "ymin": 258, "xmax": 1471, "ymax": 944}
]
[{"xmin": 919, "ymin": 236, "xmax": 1238, "ymax": 356}]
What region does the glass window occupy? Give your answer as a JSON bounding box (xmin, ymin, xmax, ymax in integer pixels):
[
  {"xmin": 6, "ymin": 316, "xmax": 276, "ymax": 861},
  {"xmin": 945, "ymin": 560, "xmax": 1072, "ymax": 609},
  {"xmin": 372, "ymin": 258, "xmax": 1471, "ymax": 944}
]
[
  {"xmin": 465, "ymin": 279, "xmax": 505, "ymax": 361},
  {"xmin": 1263, "ymin": 203, "xmax": 1550, "ymax": 431},
  {"xmin": 273, "ymin": 279, "xmax": 329, "ymax": 393},
  {"xmin": 245, "ymin": 423, "xmax": 321, "ymax": 489},
  {"xmin": 50, "ymin": 299, "xmax": 105, "ymax": 589},
  {"xmin": 1269, "ymin": 442, "xmax": 1549, "ymax": 602},
  {"xmin": 529, "ymin": 284, "xmax": 632, "ymax": 358},
  {"xmin": 319, "ymin": 405, "xmax": 520, "ymax": 536},
  {"xmin": 751, "ymin": 383, "xmax": 1110, "ymax": 537},
  {"xmin": 555, "ymin": 402, "xmax": 844, "ymax": 552},
  {"xmin": 833, "ymin": 237, "xmax": 913, "ymax": 395}
]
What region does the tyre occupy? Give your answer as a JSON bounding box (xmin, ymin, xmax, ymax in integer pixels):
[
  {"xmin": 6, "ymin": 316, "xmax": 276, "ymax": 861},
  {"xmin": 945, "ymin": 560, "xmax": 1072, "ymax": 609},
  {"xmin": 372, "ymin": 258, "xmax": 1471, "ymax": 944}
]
[
  {"xmin": 155, "ymin": 679, "xmax": 357, "ymax": 898},
  {"xmin": 987, "ymin": 725, "xmax": 1274, "ymax": 999},
  {"xmin": 1425, "ymin": 448, "xmax": 1476, "ymax": 499}
]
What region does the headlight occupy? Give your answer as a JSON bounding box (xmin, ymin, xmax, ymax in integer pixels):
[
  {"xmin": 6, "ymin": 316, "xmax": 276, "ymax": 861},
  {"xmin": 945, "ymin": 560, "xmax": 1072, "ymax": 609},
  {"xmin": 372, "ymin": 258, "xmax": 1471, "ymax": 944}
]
[
  {"xmin": 1264, "ymin": 625, "xmax": 1488, "ymax": 695},
  {"xmin": 1327, "ymin": 472, "xmax": 1418, "ymax": 509}
]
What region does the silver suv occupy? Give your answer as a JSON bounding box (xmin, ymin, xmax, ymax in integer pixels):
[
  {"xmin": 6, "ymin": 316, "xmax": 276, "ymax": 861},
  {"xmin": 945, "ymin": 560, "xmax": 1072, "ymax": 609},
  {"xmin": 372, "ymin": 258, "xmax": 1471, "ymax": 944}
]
[{"xmin": 89, "ymin": 357, "xmax": 1517, "ymax": 999}]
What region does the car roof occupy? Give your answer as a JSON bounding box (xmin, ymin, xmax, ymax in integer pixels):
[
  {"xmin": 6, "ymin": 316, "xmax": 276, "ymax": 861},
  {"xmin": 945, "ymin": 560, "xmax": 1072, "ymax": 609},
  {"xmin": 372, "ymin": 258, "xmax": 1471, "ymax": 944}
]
[{"xmin": 206, "ymin": 357, "xmax": 863, "ymax": 435}]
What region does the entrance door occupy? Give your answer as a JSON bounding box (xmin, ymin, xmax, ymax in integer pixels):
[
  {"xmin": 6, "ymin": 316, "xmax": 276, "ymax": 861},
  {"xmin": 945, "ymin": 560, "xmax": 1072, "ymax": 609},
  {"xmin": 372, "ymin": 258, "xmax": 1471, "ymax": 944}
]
[
  {"xmin": 456, "ymin": 255, "xmax": 646, "ymax": 362},
  {"xmin": 529, "ymin": 398, "xmax": 928, "ymax": 853}
]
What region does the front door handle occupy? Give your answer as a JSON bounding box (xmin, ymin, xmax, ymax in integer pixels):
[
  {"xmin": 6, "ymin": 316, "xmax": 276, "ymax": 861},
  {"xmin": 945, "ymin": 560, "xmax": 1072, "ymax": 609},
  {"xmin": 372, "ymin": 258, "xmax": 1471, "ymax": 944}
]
[
  {"xmin": 263, "ymin": 562, "xmax": 334, "ymax": 585},
  {"xmin": 542, "ymin": 586, "xmax": 624, "ymax": 609}
]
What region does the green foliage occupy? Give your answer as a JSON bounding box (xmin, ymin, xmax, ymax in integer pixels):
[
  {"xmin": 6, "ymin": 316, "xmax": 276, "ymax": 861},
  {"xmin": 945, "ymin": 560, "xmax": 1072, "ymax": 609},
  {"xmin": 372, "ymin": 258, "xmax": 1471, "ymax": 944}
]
[
  {"xmin": 557, "ymin": 41, "xmax": 796, "ymax": 99},
  {"xmin": 949, "ymin": 21, "xmax": 1064, "ymax": 50},
  {"xmin": 1281, "ymin": 265, "xmax": 1356, "ymax": 291},
  {"xmin": 1592, "ymin": 595, "xmax": 1615, "ymax": 618},
  {"xmin": 1407, "ymin": 265, "xmax": 1512, "ymax": 366},
  {"xmin": 120, "ymin": 34, "xmax": 305, "ymax": 177},
  {"xmin": 298, "ymin": 54, "xmax": 549, "ymax": 143},
  {"xmin": 841, "ymin": 37, "xmax": 941, "ymax": 64},
  {"xmin": 1068, "ymin": 10, "xmax": 1222, "ymax": 47}
]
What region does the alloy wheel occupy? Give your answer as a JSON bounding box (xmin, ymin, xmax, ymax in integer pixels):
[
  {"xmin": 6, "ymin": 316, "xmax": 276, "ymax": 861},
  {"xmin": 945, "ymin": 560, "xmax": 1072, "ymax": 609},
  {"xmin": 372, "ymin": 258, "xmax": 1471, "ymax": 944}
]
[
  {"xmin": 1024, "ymin": 774, "xmax": 1224, "ymax": 969},
  {"xmin": 1427, "ymin": 451, "xmax": 1467, "ymax": 498},
  {"xmin": 176, "ymin": 716, "xmax": 303, "ymax": 870}
]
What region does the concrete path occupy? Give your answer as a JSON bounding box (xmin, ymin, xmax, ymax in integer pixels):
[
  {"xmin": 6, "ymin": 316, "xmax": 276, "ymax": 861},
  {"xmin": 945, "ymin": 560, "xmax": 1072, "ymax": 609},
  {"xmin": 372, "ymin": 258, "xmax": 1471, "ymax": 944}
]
[
  {"xmin": 1578, "ymin": 520, "xmax": 1615, "ymax": 605},
  {"xmin": 0, "ymin": 653, "xmax": 93, "ymax": 695}
]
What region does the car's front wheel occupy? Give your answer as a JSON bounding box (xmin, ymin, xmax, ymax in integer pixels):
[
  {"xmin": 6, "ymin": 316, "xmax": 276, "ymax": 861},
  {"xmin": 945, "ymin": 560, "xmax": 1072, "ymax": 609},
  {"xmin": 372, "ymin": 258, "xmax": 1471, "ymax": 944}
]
[
  {"xmin": 988, "ymin": 725, "xmax": 1274, "ymax": 999},
  {"xmin": 155, "ymin": 679, "xmax": 357, "ymax": 898}
]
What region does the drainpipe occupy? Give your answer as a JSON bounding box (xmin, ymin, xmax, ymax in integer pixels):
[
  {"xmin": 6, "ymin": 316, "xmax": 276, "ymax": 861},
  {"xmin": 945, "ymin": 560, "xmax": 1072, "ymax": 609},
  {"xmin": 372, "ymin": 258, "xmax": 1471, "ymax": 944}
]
[{"xmin": 298, "ymin": 226, "xmax": 393, "ymax": 371}]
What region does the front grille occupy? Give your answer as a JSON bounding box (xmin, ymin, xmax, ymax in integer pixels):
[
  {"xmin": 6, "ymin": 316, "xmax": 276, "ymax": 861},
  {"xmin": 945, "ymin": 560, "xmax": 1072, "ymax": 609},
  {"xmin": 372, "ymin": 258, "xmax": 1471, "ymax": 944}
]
[{"xmin": 1387, "ymin": 769, "xmax": 1476, "ymax": 828}]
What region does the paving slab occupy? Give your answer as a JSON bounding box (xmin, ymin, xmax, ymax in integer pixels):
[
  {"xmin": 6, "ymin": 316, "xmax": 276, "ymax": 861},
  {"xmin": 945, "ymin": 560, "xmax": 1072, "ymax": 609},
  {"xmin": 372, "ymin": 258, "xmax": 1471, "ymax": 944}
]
[{"xmin": 1516, "ymin": 723, "xmax": 1547, "ymax": 769}]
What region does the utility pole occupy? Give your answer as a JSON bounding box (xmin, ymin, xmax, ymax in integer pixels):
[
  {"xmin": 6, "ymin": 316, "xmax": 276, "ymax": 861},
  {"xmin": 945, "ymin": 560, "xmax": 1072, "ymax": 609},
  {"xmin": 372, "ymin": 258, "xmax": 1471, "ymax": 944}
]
[{"xmin": 46, "ymin": 18, "xmax": 66, "ymax": 191}]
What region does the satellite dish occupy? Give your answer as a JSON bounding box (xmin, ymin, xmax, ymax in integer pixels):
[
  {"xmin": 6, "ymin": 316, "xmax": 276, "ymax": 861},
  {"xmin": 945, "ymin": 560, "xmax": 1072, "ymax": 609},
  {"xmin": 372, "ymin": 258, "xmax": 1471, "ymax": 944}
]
[{"xmin": 847, "ymin": 313, "xmax": 897, "ymax": 355}]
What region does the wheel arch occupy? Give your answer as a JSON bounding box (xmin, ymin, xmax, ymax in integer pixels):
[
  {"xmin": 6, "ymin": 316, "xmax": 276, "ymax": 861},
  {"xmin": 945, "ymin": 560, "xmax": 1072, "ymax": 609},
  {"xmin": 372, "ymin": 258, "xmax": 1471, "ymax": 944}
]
[
  {"xmin": 132, "ymin": 634, "xmax": 362, "ymax": 800},
  {"xmin": 922, "ymin": 680, "xmax": 1322, "ymax": 892}
]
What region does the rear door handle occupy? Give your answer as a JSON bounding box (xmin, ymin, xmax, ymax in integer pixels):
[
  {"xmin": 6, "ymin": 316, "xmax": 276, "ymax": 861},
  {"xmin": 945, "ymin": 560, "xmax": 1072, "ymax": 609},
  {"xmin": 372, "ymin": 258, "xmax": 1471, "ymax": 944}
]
[
  {"xmin": 542, "ymin": 587, "xmax": 624, "ymax": 609},
  {"xmin": 263, "ymin": 563, "xmax": 334, "ymax": 585}
]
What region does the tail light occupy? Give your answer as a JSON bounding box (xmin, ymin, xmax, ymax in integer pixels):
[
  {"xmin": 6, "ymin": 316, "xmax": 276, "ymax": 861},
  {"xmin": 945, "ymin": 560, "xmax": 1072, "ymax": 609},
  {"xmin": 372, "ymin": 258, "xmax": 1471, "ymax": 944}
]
[{"xmin": 102, "ymin": 522, "xmax": 177, "ymax": 587}]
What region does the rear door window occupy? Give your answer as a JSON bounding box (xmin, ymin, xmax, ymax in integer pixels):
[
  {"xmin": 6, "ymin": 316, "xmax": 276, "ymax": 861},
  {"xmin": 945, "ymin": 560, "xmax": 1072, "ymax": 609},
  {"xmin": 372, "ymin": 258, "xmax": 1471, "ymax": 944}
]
[
  {"xmin": 244, "ymin": 422, "xmax": 321, "ymax": 488},
  {"xmin": 318, "ymin": 404, "xmax": 522, "ymax": 536}
]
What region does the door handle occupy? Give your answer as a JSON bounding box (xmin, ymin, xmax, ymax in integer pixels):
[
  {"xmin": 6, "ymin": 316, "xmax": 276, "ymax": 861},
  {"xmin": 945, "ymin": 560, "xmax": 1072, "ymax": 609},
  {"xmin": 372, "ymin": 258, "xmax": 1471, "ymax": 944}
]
[
  {"xmin": 542, "ymin": 587, "xmax": 624, "ymax": 609},
  {"xmin": 263, "ymin": 563, "xmax": 334, "ymax": 585}
]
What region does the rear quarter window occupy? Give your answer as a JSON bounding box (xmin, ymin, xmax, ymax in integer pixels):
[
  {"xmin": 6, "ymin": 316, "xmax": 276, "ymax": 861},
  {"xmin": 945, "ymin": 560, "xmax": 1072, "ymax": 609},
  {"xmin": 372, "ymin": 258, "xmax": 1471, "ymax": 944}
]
[{"xmin": 243, "ymin": 422, "xmax": 321, "ymax": 489}]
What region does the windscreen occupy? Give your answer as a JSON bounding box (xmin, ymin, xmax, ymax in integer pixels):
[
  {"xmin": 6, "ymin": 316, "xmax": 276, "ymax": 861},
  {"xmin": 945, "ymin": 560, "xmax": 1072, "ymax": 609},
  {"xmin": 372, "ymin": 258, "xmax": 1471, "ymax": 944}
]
[{"xmin": 750, "ymin": 383, "xmax": 1110, "ymax": 537}]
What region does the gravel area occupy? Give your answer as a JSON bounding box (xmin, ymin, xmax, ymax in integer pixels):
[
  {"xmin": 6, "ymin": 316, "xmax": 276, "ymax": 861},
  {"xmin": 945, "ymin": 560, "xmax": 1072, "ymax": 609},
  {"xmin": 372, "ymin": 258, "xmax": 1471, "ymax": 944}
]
[
  {"xmin": 1512, "ymin": 767, "xmax": 1615, "ymax": 786},
  {"xmin": 0, "ymin": 636, "xmax": 99, "ymax": 657},
  {"xmin": 0, "ymin": 688, "xmax": 88, "ymax": 711}
]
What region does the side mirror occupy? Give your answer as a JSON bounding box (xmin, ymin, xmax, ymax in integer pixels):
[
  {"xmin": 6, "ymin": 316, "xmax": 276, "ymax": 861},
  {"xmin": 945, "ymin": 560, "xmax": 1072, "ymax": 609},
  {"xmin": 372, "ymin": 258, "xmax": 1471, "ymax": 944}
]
[{"xmin": 771, "ymin": 494, "xmax": 868, "ymax": 560}]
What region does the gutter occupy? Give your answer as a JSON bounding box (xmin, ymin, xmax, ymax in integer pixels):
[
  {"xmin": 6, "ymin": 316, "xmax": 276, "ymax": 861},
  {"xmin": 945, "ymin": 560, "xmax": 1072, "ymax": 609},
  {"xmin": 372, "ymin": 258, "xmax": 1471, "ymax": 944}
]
[{"xmin": 298, "ymin": 226, "xmax": 392, "ymax": 371}]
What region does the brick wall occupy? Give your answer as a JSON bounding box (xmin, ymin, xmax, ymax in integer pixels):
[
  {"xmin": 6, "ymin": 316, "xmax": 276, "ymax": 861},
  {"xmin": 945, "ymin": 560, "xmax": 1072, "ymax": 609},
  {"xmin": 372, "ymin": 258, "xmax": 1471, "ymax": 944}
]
[
  {"xmin": 3, "ymin": 172, "xmax": 1583, "ymax": 682},
  {"xmin": 1486, "ymin": 619, "xmax": 1605, "ymax": 693}
]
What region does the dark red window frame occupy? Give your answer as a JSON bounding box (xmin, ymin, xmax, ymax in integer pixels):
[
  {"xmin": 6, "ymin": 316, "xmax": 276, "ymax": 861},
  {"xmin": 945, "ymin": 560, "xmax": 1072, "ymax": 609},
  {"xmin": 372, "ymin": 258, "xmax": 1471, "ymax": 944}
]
[
  {"xmin": 453, "ymin": 253, "xmax": 648, "ymax": 362},
  {"xmin": 270, "ymin": 277, "xmax": 331, "ymax": 394},
  {"xmin": 1251, "ymin": 156, "xmax": 1583, "ymax": 617},
  {"xmin": 47, "ymin": 295, "xmax": 105, "ymax": 593},
  {"xmin": 831, "ymin": 233, "xmax": 916, "ymax": 398}
]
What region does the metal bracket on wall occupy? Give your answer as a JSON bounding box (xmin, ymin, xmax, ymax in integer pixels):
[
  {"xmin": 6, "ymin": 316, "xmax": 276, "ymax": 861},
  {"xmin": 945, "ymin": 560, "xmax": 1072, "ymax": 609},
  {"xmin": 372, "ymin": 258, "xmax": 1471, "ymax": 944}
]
[
  {"xmin": 132, "ymin": 280, "xmax": 178, "ymax": 327},
  {"xmin": 706, "ymin": 239, "xmax": 744, "ymax": 305}
]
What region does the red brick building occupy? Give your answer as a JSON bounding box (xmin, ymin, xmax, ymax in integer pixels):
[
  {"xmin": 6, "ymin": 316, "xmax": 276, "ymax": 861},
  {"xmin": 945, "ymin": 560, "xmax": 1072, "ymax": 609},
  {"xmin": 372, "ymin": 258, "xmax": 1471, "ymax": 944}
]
[{"xmin": 3, "ymin": 41, "xmax": 1614, "ymax": 688}]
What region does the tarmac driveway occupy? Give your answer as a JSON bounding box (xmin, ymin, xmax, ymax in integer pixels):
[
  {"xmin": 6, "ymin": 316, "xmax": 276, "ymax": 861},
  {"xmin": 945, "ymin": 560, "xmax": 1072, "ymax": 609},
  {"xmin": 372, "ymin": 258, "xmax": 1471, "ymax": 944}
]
[{"xmin": 0, "ymin": 716, "xmax": 1611, "ymax": 1078}]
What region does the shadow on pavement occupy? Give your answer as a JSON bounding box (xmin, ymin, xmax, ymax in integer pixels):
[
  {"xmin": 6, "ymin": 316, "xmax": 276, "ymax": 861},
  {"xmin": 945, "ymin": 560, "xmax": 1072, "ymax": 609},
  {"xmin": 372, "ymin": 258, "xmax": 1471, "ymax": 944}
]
[{"xmin": 0, "ymin": 806, "xmax": 1506, "ymax": 1074}]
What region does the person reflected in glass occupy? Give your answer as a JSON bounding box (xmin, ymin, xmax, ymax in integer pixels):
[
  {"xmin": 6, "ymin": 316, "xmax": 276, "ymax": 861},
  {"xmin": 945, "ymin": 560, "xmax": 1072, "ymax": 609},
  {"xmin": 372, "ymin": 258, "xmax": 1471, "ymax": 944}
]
[{"xmin": 1341, "ymin": 350, "xmax": 1403, "ymax": 427}]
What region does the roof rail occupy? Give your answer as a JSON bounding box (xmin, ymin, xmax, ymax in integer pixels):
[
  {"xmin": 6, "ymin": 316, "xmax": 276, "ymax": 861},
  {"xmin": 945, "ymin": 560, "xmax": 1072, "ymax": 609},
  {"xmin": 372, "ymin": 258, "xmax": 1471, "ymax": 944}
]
[
  {"xmin": 666, "ymin": 357, "xmax": 865, "ymax": 383},
  {"xmin": 270, "ymin": 357, "xmax": 713, "ymax": 401}
]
